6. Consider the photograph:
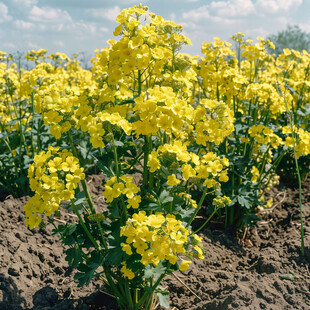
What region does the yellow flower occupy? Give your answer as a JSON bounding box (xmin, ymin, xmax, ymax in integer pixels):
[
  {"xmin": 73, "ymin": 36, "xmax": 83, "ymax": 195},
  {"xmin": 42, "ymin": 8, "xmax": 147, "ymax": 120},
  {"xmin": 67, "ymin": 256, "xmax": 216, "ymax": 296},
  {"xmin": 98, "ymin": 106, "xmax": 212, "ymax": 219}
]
[
  {"xmin": 147, "ymin": 151, "xmax": 161, "ymax": 173},
  {"xmin": 48, "ymin": 157, "xmax": 63, "ymax": 174},
  {"xmin": 121, "ymin": 263, "xmax": 135, "ymax": 279},
  {"xmin": 251, "ymin": 166, "xmax": 259, "ymax": 183},
  {"xmin": 127, "ymin": 195, "xmax": 141, "ymax": 209},
  {"xmin": 179, "ymin": 260, "xmax": 192, "ymax": 271},
  {"xmin": 181, "ymin": 164, "xmax": 196, "ymax": 180},
  {"xmin": 121, "ymin": 243, "xmax": 133, "ymax": 255},
  {"xmin": 167, "ymin": 174, "xmax": 181, "ymax": 186},
  {"xmin": 62, "ymin": 156, "xmax": 79, "ymax": 172}
]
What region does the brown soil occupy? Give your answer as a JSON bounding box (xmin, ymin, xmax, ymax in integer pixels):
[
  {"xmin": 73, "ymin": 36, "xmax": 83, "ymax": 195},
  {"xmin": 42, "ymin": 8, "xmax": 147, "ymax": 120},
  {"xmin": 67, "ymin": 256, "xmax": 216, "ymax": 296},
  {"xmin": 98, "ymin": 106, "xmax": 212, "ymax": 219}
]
[{"xmin": 0, "ymin": 174, "xmax": 309, "ymax": 310}]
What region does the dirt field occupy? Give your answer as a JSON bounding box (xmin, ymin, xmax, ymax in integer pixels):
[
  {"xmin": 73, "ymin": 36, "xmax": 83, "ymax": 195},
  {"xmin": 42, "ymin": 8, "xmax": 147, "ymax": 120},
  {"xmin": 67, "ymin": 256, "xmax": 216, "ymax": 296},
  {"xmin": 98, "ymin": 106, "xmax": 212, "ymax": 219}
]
[{"xmin": 0, "ymin": 175, "xmax": 309, "ymax": 309}]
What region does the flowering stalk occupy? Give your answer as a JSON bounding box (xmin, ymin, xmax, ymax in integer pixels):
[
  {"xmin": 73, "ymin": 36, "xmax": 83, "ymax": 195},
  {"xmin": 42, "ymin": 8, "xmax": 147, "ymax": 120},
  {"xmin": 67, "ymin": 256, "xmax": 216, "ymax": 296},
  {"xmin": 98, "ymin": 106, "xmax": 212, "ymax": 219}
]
[
  {"xmin": 68, "ymin": 131, "xmax": 96, "ymax": 215},
  {"xmin": 187, "ymin": 186, "xmax": 209, "ymax": 228},
  {"xmin": 70, "ymin": 199, "xmax": 104, "ymax": 255}
]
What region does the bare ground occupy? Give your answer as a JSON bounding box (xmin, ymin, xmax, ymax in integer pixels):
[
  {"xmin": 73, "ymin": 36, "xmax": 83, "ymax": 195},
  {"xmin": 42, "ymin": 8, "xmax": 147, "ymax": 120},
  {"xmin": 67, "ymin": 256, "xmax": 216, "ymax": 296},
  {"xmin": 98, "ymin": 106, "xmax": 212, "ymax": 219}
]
[{"xmin": 0, "ymin": 174, "xmax": 309, "ymax": 309}]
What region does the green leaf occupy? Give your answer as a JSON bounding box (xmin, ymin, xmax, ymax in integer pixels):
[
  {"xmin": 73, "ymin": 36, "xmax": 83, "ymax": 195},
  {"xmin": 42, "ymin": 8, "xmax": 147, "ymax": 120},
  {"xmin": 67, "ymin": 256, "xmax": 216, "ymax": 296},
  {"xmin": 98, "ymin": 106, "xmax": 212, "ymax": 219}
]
[
  {"xmin": 96, "ymin": 159, "xmax": 114, "ymax": 177},
  {"xmin": 65, "ymin": 246, "xmax": 83, "ymax": 268},
  {"xmin": 109, "ymin": 203, "xmax": 120, "ymax": 218},
  {"xmin": 104, "ymin": 246, "xmax": 124, "ymax": 266},
  {"xmin": 114, "ymin": 141, "xmax": 124, "ymax": 147},
  {"xmin": 144, "ymin": 262, "xmax": 166, "ymax": 280},
  {"xmin": 157, "ymin": 291, "xmax": 170, "ymax": 309},
  {"xmin": 244, "ymin": 214, "xmax": 260, "ymax": 227},
  {"xmin": 237, "ymin": 196, "xmax": 252, "ymax": 209},
  {"xmin": 159, "ymin": 190, "xmax": 173, "ymax": 204},
  {"xmin": 74, "ymin": 253, "xmax": 103, "ymax": 287}
]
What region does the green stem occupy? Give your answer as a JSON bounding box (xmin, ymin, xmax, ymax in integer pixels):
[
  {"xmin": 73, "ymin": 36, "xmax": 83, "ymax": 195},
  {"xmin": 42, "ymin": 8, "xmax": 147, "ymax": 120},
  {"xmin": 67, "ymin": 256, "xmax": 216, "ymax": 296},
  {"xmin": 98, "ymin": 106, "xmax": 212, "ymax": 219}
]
[
  {"xmin": 149, "ymin": 172, "xmax": 154, "ymax": 190},
  {"xmin": 80, "ymin": 179, "xmax": 96, "ymax": 214},
  {"xmin": 70, "ymin": 199, "xmax": 103, "ymax": 254},
  {"xmin": 136, "ymin": 264, "xmax": 170, "ymax": 308},
  {"xmin": 126, "ymin": 150, "xmax": 144, "ymax": 172},
  {"xmin": 187, "ymin": 186, "xmax": 208, "ymax": 227},
  {"xmin": 257, "ymin": 151, "xmax": 286, "ymax": 189},
  {"xmin": 230, "ymin": 205, "xmax": 235, "ymax": 226},
  {"xmin": 283, "ymin": 83, "xmax": 304, "ymax": 256},
  {"xmin": 111, "ymin": 135, "xmax": 120, "ymax": 181},
  {"xmin": 96, "ymin": 220, "xmax": 108, "ymax": 252},
  {"xmin": 142, "ymin": 135, "xmax": 149, "ymax": 193},
  {"xmin": 124, "ymin": 279, "xmax": 134, "ymax": 309},
  {"xmin": 68, "ymin": 131, "xmax": 96, "ymax": 214},
  {"xmin": 138, "ymin": 70, "xmax": 142, "ymax": 96},
  {"xmin": 104, "ymin": 271, "xmax": 124, "ymax": 305},
  {"xmin": 193, "ymin": 207, "xmax": 218, "ymax": 234},
  {"xmin": 293, "ymin": 150, "xmax": 304, "ymax": 256},
  {"xmin": 111, "ymin": 134, "xmax": 127, "ymax": 222}
]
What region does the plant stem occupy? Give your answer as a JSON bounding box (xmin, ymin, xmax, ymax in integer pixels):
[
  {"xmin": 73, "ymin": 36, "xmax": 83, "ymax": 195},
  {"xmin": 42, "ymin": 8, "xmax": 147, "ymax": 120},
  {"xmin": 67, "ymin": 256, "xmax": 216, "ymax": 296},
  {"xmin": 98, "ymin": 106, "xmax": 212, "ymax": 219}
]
[
  {"xmin": 193, "ymin": 207, "xmax": 218, "ymax": 234},
  {"xmin": 70, "ymin": 199, "xmax": 103, "ymax": 254},
  {"xmin": 111, "ymin": 134, "xmax": 127, "ymax": 222},
  {"xmin": 283, "ymin": 83, "xmax": 305, "ymax": 256},
  {"xmin": 136, "ymin": 264, "xmax": 170, "ymax": 308},
  {"xmin": 124, "ymin": 279, "xmax": 134, "ymax": 309},
  {"xmin": 96, "ymin": 219, "xmax": 108, "ymax": 252},
  {"xmin": 111, "ymin": 134, "xmax": 120, "ymax": 181},
  {"xmin": 293, "ymin": 151, "xmax": 305, "ymax": 256},
  {"xmin": 187, "ymin": 186, "xmax": 208, "ymax": 227},
  {"xmin": 142, "ymin": 135, "xmax": 149, "ymax": 193},
  {"xmin": 67, "ymin": 131, "xmax": 96, "ymax": 214}
]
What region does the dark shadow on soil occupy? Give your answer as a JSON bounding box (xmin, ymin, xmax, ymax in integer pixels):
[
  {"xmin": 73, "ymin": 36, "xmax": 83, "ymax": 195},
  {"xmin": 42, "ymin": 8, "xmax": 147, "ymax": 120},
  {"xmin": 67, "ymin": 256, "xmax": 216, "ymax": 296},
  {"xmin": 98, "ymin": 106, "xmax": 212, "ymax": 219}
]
[
  {"xmin": 0, "ymin": 273, "xmax": 26, "ymax": 310},
  {"xmin": 29, "ymin": 287, "xmax": 119, "ymax": 310}
]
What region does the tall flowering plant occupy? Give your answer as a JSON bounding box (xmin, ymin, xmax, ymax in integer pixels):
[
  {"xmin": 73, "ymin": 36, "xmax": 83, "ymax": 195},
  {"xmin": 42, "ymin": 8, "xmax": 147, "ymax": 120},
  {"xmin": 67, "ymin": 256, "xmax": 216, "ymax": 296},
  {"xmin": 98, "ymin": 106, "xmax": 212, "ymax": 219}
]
[
  {"xmin": 195, "ymin": 33, "xmax": 310, "ymax": 228},
  {"xmin": 24, "ymin": 5, "xmax": 232, "ymax": 309}
]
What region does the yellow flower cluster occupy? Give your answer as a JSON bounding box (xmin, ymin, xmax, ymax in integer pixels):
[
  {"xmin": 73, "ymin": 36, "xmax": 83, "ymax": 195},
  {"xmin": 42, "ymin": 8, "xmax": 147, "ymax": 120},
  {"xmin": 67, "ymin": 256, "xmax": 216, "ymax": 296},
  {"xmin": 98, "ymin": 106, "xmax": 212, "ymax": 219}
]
[
  {"xmin": 212, "ymin": 195, "xmax": 232, "ymax": 209},
  {"xmin": 120, "ymin": 211, "xmax": 204, "ymax": 278},
  {"xmin": 251, "ymin": 166, "xmax": 260, "ymax": 183},
  {"xmin": 245, "ymin": 83, "xmax": 291, "ymax": 115},
  {"xmin": 157, "ymin": 142, "xmax": 229, "ymax": 186},
  {"xmin": 92, "ymin": 4, "xmax": 192, "ymax": 97},
  {"xmin": 103, "ymin": 175, "xmax": 141, "ymax": 208},
  {"xmin": 76, "ymin": 108, "xmax": 132, "ymax": 148},
  {"xmin": 283, "ymin": 126, "xmax": 310, "ymax": 158},
  {"xmin": 0, "ymin": 52, "xmax": 94, "ymax": 138},
  {"xmin": 133, "ymin": 86, "xmax": 193, "ymax": 138},
  {"xmin": 193, "ymin": 99, "xmax": 235, "ymax": 145},
  {"xmin": 249, "ymin": 125, "xmax": 282, "ymax": 148},
  {"xmin": 24, "ymin": 147, "xmax": 85, "ymax": 228}
]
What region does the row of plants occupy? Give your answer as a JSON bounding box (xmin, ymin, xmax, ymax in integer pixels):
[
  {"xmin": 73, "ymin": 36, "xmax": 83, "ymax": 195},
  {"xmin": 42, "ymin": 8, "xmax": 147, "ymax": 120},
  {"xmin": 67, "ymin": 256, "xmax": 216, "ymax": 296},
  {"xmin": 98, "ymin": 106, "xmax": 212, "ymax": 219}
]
[{"xmin": 0, "ymin": 4, "xmax": 309, "ymax": 309}]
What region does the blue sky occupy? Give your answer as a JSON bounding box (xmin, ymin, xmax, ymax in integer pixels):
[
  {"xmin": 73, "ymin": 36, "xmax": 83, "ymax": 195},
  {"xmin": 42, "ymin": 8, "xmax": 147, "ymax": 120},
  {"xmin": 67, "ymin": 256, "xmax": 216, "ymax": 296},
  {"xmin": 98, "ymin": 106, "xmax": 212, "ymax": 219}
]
[{"xmin": 1, "ymin": 0, "xmax": 310, "ymax": 58}]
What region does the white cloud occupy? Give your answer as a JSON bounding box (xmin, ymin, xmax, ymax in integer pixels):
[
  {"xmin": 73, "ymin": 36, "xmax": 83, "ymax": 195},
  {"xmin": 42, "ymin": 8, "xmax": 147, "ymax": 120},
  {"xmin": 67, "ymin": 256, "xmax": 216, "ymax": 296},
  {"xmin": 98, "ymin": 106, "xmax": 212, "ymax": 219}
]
[
  {"xmin": 182, "ymin": 0, "xmax": 301, "ymax": 24},
  {"xmin": 79, "ymin": 22, "xmax": 96, "ymax": 33},
  {"xmin": 11, "ymin": 0, "xmax": 38, "ymax": 8},
  {"xmin": 29, "ymin": 6, "xmax": 72, "ymax": 23},
  {"xmin": 256, "ymin": 0, "xmax": 303, "ymax": 14},
  {"xmin": 14, "ymin": 20, "xmax": 33, "ymax": 29},
  {"xmin": 181, "ymin": 21, "xmax": 199, "ymax": 30},
  {"xmin": 182, "ymin": 5, "xmax": 210, "ymax": 20},
  {"xmin": 54, "ymin": 40, "xmax": 64, "ymax": 48},
  {"xmin": 28, "ymin": 42, "xmax": 40, "ymax": 49},
  {"xmin": 0, "ymin": 2, "xmax": 12, "ymax": 22},
  {"xmin": 64, "ymin": 21, "xmax": 97, "ymax": 33},
  {"xmin": 210, "ymin": 0, "xmax": 255, "ymax": 17},
  {"xmin": 99, "ymin": 27, "xmax": 109, "ymax": 33},
  {"xmin": 183, "ymin": 0, "xmax": 255, "ymax": 21},
  {"xmin": 87, "ymin": 6, "xmax": 121, "ymax": 22},
  {"xmin": 3, "ymin": 42, "xmax": 16, "ymax": 49}
]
